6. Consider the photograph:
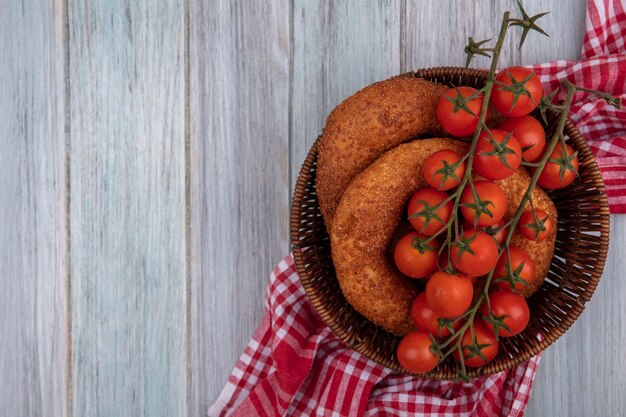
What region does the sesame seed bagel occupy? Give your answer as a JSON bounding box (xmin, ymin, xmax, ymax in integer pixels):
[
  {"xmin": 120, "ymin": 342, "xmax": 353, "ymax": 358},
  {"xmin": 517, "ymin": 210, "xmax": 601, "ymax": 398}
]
[
  {"xmin": 330, "ymin": 138, "xmax": 556, "ymax": 336},
  {"xmin": 317, "ymin": 76, "xmax": 447, "ymax": 229}
]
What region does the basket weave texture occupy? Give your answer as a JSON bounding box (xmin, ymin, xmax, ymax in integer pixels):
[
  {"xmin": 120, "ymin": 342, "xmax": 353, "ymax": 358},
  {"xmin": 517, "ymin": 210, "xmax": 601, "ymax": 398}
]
[{"xmin": 290, "ymin": 67, "xmax": 610, "ymax": 378}]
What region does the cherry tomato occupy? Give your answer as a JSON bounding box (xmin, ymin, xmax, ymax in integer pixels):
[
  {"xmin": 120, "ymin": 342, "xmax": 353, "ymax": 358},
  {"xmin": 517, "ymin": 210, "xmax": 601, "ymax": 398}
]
[
  {"xmin": 536, "ymin": 143, "xmax": 579, "ymax": 189},
  {"xmin": 491, "ymin": 66, "xmax": 543, "ymax": 117},
  {"xmin": 462, "ymin": 219, "xmax": 508, "ymax": 246},
  {"xmin": 460, "ymin": 181, "xmax": 507, "ymax": 227},
  {"xmin": 451, "ymin": 230, "xmax": 499, "ymax": 276},
  {"xmin": 519, "ymin": 209, "xmax": 554, "ymax": 241},
  {"xmin": 411, "ymin": 292, "xmax": 461, "ymax": 338},
  {"xmin": 453, "ymin": 320, "xmax": 499, "ymax": 367},
  {"xmin": 425, "ymin": 271, "xmax": 473, "ymax": 319},
  {"xmin": 499, "ymin": 115, "xmax": 546, "ymax": 162},
  {"xmin": 437, "ymin": 250, "xmax": 478, "ymax": 283},
  {"xmin": 397, "ymin": 331, "xmax": 440, "ymax": 374},
  {"xmin": 408, "ymin": 188, "xmax": 453, "ymax": 236},
  {"xmin": 484, "ymin": 220, "xmax": 508, "ymax": 246},
  {"xmin": 423, "ymin": 150, "xmax": 467, "ymax": 191},
  {"xmin": 473, "ymin": 129, "xmax": 522, "ymax": 180},
  {"xmin": 437, "ymin": 249, "xmax": 453, "ymax": 271},
  {"xmin": 480, "ymin": 290, "xmax": 530, "ymax": 337},
  {"xmin": 494, "ymin": 247, "xmax": 536, "ymax": 293},
  {"xmin": 437, "ymin": 86, "xmax": 485, "ymax": 137},
  {"xmin": 394, "ymin": 232, "xmax": 440, "ymax": 278}
]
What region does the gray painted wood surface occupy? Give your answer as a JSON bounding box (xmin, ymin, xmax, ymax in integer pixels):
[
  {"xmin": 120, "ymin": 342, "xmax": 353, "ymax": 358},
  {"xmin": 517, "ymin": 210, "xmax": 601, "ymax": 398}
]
[
  {"xmin": 1, "ymin": 0, "xmax": 624, "ymax": 416},
  {"xmin": 0, "ymin": 1, "xmax": 68, "ymax": 416},
  {"xmin": 68, "ymin": 1, "xmax": 187, "ymax": 416},
  {"xmin": 290, "ymin": 0, "xmax": 402, "ymax": 188},
  {"xmin": 188, "ymin": 0, "xmax": 290, "ymax": 414}
]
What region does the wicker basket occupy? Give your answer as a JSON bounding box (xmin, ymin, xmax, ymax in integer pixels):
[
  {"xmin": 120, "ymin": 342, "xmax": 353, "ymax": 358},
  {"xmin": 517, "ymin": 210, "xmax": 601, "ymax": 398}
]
[{"xmin": 290, "ymin": 67, "xmax": 610, "ymax": 379}]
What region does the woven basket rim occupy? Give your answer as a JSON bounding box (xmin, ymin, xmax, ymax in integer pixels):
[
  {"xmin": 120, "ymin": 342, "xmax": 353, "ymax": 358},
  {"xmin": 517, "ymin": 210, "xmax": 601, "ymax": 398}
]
[{"xmin": 290, "ymin": 66, "xmax": 610, "ymax": 378}]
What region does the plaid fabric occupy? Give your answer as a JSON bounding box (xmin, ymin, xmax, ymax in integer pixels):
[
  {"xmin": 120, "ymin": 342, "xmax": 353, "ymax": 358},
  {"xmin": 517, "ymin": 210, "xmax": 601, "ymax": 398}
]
[
  {"xmin": 210, "ymin": 1, "xmax": 625, "ymax": 415},
  {"xmin": 208, "ymin": 256, "xmax": 540, "ymax": 417},
  {"xmin": 530, "ymin": 0, "xmax": 626, "ymax": 212}
]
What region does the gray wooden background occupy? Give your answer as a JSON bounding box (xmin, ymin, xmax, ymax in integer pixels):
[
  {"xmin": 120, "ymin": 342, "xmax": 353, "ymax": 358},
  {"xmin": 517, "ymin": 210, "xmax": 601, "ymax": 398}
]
[{"xmin": 1, "ymin": 0, "xmax": 624, "ymax": 416}]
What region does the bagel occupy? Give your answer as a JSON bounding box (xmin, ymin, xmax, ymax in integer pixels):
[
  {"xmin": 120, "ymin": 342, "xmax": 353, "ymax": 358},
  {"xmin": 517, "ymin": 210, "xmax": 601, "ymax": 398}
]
[
  {"xmin": 316, "ymin": 76, "xmax": 447, "ymax": 228},
  {"xmin": 330, "ymin": 138, "xmax": 556, "ymax": 336}
]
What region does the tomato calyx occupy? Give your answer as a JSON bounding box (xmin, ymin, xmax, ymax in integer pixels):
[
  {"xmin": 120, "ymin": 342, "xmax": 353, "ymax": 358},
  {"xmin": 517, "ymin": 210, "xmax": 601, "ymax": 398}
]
[
  {"xmin": 550, "ymin": 144, "xmax": 579, "ymax": 181},
  {"xmin": 437, "ymin": 317, "xmax": 458, "ymax": 335},
  {"xmin": 495, "ymin": 70, "xmax": 538, "ymax": 113},
  {"xmin": 452, "ymin": 232, "xmax": 477, "ymax": 262},
  {"xmin": 480, "ymin": 130, "xmax": 519, "ymax": 170},
  {"xmin": 508, "ymin": 1, "xmax": 549, "ymax": 49},
  {"xmin": 494, "ymin": 260, "xmax": 529, "ymax": 291},
  {"xmin": 408, "ymin": 200, "xmax": 444, "ymax": 233},
  {"xmin": 481, "ymin": 310, "xmax": 512, "ymax": 339},
  {"xmin": 463, "ymin": 339, "xmax": 493, "ymax": 363},
  {"xmin": 429, "ymin": 334, "xmax": 443, "ymax": 357},
  {"xmin": 537, "ymin": 89, "xmax": 561, "ymax": 124},
  {"xmin": 445, "ymin": 87, "xmax": 480, "ymax": 116},
  {"xmin": 522, "ymin": 212, "xmax": 549, "ymax": 240},
  {"xmin": 410, "ymin": 234, "xmax": 436, "ymax": 254},
  {"xmin": 460, "ymin": 188, "xmax": 495, "ymax": 227},
  {"xmin": 463, "ymin": 37, "xmax": 493, "ymax": 67},
  {"xmin": 434, "ymin": 159, "xmax": 464, "ymax": 189}
]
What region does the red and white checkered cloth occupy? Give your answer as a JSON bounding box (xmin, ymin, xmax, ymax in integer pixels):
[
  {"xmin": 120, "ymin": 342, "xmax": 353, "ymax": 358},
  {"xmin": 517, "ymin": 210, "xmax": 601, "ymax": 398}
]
[
  {"xmin": 209, "ymin": 255, "xmax": 540, "ymax": 417},
  {"xmin": 210, "ymin": 1, "xmax": 625, "ymax": 416},
  {"xmin": 531, "ymin": 0, "xmax": 626, "ymax": 212}
]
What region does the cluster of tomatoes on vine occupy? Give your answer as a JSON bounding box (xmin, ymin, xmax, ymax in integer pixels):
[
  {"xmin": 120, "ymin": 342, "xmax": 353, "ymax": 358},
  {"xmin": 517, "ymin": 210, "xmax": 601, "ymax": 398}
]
[{"xmin": 394, "ymin": 66, "xmax": 578, "ymax": 374}]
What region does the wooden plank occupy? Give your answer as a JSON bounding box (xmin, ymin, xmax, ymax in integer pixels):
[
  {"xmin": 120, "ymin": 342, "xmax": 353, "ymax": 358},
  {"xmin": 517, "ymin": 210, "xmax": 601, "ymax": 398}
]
[
  {"xmin": 188, "ymin": 0, "xmax": 290, "ymax": 413},
  {"xmin": 0, "ymin": 1, "xmax": 68, "ymax": 416},
  {"xmin": 404, "ymin": 0, "xmax": 584, "ymax": 71},
  {"xmin": 519, "ymin": 0, "xmax": 587, "ymax": 64},
  {"xmin": 404, "ymin": 1, "xmax": 518, "ymax": 71},
  {"xmin": 526, "ymin": 215, "xmax": 626, "ymax": 416},
  {"xmin": 290, "ymin": 0, "xmax": 402, "ymax": 190},
  {"xmin": 68, "ymin": 1, "xmax": 187, "ymax": 416}
]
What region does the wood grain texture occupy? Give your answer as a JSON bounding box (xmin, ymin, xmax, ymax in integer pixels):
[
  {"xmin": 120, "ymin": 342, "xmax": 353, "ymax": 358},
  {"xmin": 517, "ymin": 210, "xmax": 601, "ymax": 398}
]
[
  {"xmin": 526, "ymin": 215, "xmax": 626, "ymax": 416},
  {"xmin": 290, "ymin": 0, "xmax": 402, "ymax": 190},
  {"xmin": 0, "ymin": 1, "xmax": 68, "ymax": 416},
  {"xmin": 404, "ymin": 0, "xmax": 585, "ymax": 71},
  {"xmin": 68, "ymin": 1, "xmax": 186, "ymax": 416},
  {"xmin": 188, "ymin": 0, "xmax": 290, "ymax": 413}
]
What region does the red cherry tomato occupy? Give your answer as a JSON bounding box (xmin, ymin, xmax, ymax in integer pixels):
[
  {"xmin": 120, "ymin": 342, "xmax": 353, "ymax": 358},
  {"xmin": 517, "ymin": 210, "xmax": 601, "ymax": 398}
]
[
  {"xmin": 461, "ymin": 219, "xmax": 508, "ymax": 246},
  {"xmin": 437, "ymin": 250, "xmax": 478, "ymax": 283},
  {"xmin": 499, "ymin": 115, "xmax": 546, "ymax": 162},
  {"xmin": 453, "ymin": 320, "xmax": 499, "ymax": 367},
  {"xmin": 437, "ymin": 86, "xmax": 485, "ymax": 137},
  {"xmin": 394, "ymin": 232, "xmax": 439, "ymax": 278},
  {"xmin": 411, "ymin": 292, "xmax": 461, "ymax": 338},
  {"xmin": 491, "ymin": 66, "xmax": 543, "ymax": 117},
  {"xmin": 437, "ymin": 249, "xmax": 453, "ymax": 271},
  {"xmin": 451, "ymin": 230, "xmax": 499, "ymax": 276},
  {"xmin": 494, "ymin": 247, "xmax": 536, "ymax": 293},
  {"xmin": 408, "ymin": 188, "xmax": 453, "ymax": 236},
  {"xmin": 423, "ymin": 150, "xmax": 467, "ymax": 191},
  {"xmin": 473, "ymin": 129, "xmax": 522, "ymax": 180},
  {"xmin": 486, "ymin": 221, "xmax": 508, "ymax": 246},
  {"xmin": 519, "ymin": 209, "xmax": 554, "ymax": 241},
  {"xmin": 425, "ymin": 271, "xmax": 473, "ymax": 319},
  {"xmin": 460, "ymin": 181, "xmax": 507, "ymax": 227},
  {"xmin": 480, "ymin": 290, "xmax": 530, "ymax": 337},
  {"xmin": 397, "ymin": 331, "xmax": 440, "ymax": 374},
  {"xmin": 536, "ymin": 143, "xmax": 579, "ymax": 189}
]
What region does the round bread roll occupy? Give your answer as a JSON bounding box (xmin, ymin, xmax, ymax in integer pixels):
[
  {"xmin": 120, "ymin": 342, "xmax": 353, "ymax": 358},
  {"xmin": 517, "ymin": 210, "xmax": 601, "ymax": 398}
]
[
  {"xmin": 317, "ymin": 76, "xmax": 447, "ymax": 229},
  {"xmin": 330, "ymin": 138, "xmax": 556, "ymax": 336}
]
